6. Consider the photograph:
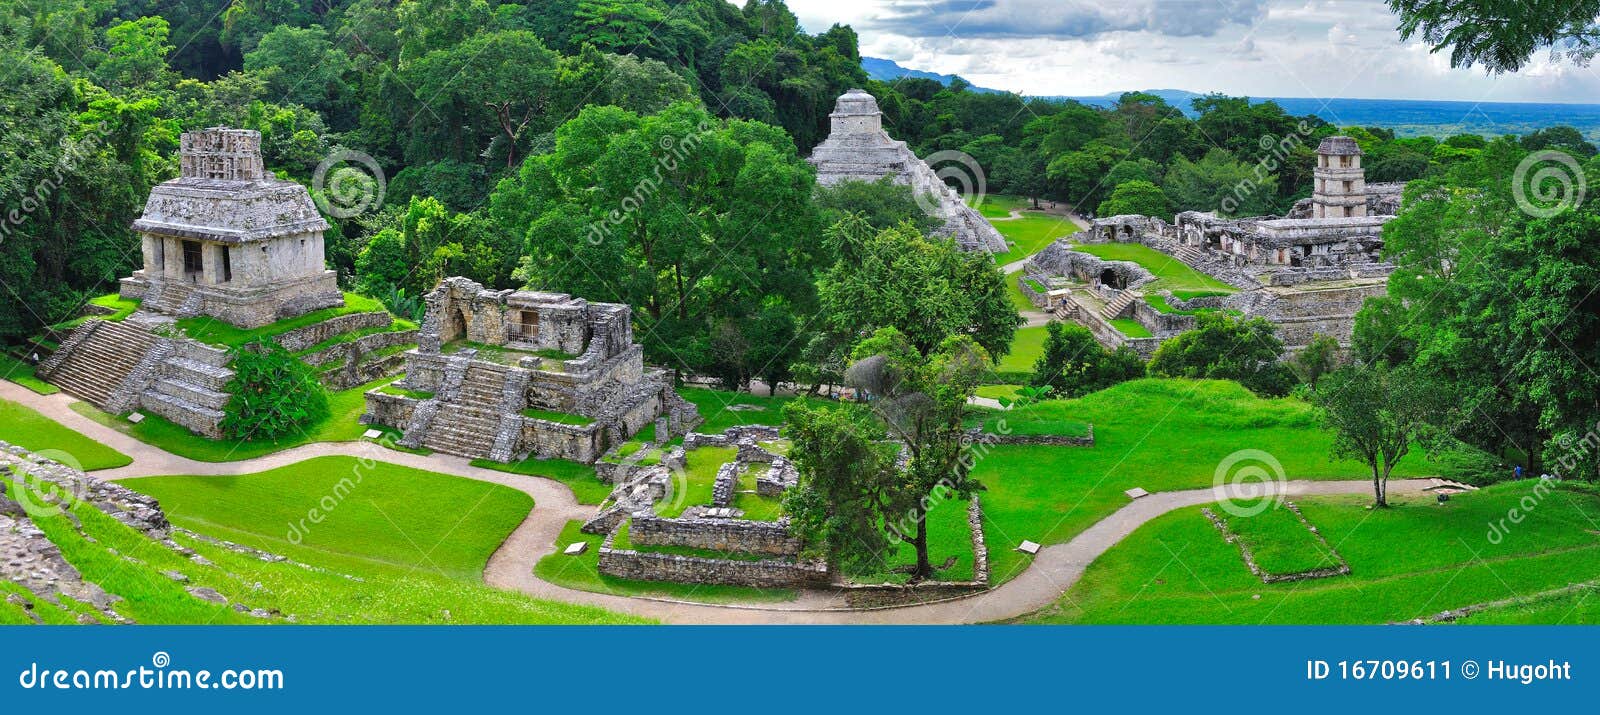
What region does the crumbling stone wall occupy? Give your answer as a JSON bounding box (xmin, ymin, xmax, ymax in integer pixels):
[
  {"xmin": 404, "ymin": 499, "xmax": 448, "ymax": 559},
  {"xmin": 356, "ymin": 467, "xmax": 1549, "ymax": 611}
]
[{"xmin": 629, "ymin": 515, "xmax": 802, "ymax": 556}]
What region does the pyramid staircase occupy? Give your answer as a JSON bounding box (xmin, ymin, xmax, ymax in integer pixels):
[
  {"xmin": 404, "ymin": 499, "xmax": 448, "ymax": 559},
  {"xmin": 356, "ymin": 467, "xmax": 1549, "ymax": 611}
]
[
  {"xmin": 420, "ymin": 364, "xmax": 510, "ymax": 459},
  {"xmin": 35, "ymin": 321, "xmax": 157, "ymax": 409}
]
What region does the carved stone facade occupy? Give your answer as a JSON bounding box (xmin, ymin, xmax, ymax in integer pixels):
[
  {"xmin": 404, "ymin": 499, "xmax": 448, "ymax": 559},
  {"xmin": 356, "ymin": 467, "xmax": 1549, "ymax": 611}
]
[
  {"xmin": 119, "ymin": 127, "xmax": 341, "ymax": 328},
  {"xmin": 364, "ymin": 277, "xmax": 698, "ymax": 462},
  {"xmin": 809, "ymin": 89, "xmax": 1009, "ymax": 253}
]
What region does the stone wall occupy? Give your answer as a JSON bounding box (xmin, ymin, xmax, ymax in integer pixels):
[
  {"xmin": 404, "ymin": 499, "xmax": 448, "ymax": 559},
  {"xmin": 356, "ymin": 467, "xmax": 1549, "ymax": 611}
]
[
  {"xmin": 629, "ymin": 515, "xmax": 802, "ymax": 556},
  {"xmin": 278, "ymin": 311, "xmax": 395, "ymax": 352},
  {"xmin": 598, "ymin": 527, "xmax": 827, "ymax": 588},
  {"xmin": 361, "ymin": 390, "xmax": 416, "ymax": 430},
  {"xmin": 965, "ymin": 425, "xmax": 1095, "ymax": 447}
]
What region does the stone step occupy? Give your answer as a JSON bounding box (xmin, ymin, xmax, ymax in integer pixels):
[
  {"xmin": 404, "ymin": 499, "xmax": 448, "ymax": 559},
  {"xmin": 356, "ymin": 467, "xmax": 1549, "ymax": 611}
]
[
  {"xmin": 43, "ymin": 320, "xmax": 159, "ymax": 409},
  {"xmin": 137, "ymin": 391, "xmax": 224, "ymax": 439},
  {"xmin": 151, "ymin": 377, "xmax": 230, "ymax": 411},
  {"xmin": 161, "ymin": 357, "xmax": 234, "ymax": 391}
]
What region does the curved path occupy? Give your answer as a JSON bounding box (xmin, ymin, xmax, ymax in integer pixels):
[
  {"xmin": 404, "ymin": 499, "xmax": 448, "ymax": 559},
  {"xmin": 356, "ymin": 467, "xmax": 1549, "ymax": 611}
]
[{"xmin": 0, "ymin": 380, "xmax": 1432, "ymax": 624}]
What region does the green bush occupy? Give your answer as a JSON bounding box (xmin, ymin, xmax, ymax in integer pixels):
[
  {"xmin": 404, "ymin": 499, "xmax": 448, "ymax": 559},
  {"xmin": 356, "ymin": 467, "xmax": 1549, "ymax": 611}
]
[
  {"xmin": 220, "ymin": 339, "xmax": 330, "ymax": 440},
  {"xmin": 1030, "ymin": 322, "xmax": 1145, "ymax": 398},
  {"xmin": 1148, "ymin": 312, "xmax": 1294, "ymax": 397}
]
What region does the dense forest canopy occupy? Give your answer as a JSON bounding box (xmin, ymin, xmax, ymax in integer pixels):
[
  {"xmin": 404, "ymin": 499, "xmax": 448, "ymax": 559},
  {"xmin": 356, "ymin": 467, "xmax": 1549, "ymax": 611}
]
[{"xmin": 3, "ymin": 0, "xmax": 1597, "ymax": 404}]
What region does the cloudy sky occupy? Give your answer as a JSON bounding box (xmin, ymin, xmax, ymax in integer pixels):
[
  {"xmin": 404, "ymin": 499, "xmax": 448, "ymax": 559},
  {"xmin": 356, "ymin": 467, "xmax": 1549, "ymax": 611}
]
[{"xmin": 787, "ymin": 0, "xmax": 1600, "ymax": 103}]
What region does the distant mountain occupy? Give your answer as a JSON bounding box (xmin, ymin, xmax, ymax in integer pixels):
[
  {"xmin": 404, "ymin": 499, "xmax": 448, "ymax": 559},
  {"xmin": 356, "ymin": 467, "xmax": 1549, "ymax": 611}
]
[
  {"xmin": 860, "ymin": 57, "xmax": 1002, "ymax": 94},
  {"xmin": 860, "ymin": 58, "xmax": 1600, "ymax": 141}
]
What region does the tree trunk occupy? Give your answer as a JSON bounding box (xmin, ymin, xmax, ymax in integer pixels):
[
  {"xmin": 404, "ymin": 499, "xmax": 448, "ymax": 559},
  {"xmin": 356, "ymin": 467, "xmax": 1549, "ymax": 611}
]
[
  {"xmin": 1372, "ymin": 463, "xmax": 1387, "ymax": 508},
  {"xmin": 911, "ymin": 518, "xmax": 932, "ymax": 580}
]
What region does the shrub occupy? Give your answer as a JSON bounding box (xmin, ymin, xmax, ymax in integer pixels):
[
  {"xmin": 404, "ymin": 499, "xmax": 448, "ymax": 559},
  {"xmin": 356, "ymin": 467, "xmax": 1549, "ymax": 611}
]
[
  {"xmin": 220, "ymin": 339, "xmax": 330, "ymax": 440},
  {"xmin": 1030, "ymin": 322, "xmax": 1145, "ymax": 398},
  {"xmin": 1148, "ymin": 312, "xmax": 1294, "ymax": 396}
]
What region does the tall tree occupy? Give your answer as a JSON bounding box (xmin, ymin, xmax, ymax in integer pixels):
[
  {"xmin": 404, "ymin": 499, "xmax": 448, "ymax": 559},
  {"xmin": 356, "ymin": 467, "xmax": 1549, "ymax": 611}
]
[{"xmin": 1316, "ymin": 363, "xmax": 1441, "ymax": 506}]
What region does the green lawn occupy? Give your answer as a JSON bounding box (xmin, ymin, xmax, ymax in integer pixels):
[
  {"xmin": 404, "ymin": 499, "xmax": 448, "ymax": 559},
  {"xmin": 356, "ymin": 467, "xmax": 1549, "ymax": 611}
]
[
  {"xmin": 69, "ymin": 375, "xmax": 399, "ymax": 462},
  {"xmin": 1024, "ymin": 481, "xmax": 1600, "ymax": 624},
  {"xmin": 176, "ymin": 292, "xmax": 387, "ymax": 348},
  {"xmin": 853, "ymin": 496, "xmax": 977, "ymax": 584},
  {"xmin": 967, "ymin": 378, "xmax": 1439, "ymax": 585},
  {"xmin": 968, "ymin": 193, "xmax": 1031, "ymax": 219},
  {"xmin": 1004, "ymin": 269, "xmax": 1036, "ymax": 312},
  {"xmin": 470, "ymin": 455, "xmax": 612, "ymax": 505},
  {"xmin": 1216, "ymin": 503, "xmax": 1342, "ymax": 576},
  {"xmin": 993, "ymin": 213, "xmax": 1081, "ymax": 266},
  {"xmin": 1072, "ymin": 243, "xmax": 1236, "ymax": 294},
  {"xmin": 10, "ymin": 468, "xmax": 642, "ymax": 624},
  {"xmin": 50, "ymin": 293, "xmax": 141, "ymax": 331},
  {"xmin": 533, "ymin": 520, "xmax": 796, "ymax": 604},
  {"xmin": 126, "ymin": 456, "xmax": 530, "ymax": 579},
  {"xmin": 967, "ymin": 401, "xmax": 1091, "ymax": 437},
  {"xmin": 680, "ymin": 387, "xmax": 814, "ymax": 433},
  {"xmin": 733, "ymin": 463, "xmax": 784, "ymax": 521},
  {"xmin": 975, "ymin": 384, "xmax": 1023, "ymax": 401},
  {"xmin": 1110, "ymin": 318, "xmax": 1153, "ymax": 338},
  {"xmin": 0, "ymin": 353, "xmax": 60, "ymax": 395},
  {"xmin": 996, "ymin": 325, "xmax": 1047, "ymax": 374},
  {"xmin": 657, "ymin": 446, "xmax": 737, "ymax": 518},
  {"xmin": 0, "ymin": 399, "xmax": 131, "ymax": 470}
]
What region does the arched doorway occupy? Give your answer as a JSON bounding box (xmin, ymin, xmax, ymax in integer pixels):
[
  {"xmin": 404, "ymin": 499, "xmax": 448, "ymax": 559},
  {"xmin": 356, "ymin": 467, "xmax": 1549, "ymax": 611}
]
[{"xmin": 445, "ymin": 307, "xmax": 468, "ymax": 343}]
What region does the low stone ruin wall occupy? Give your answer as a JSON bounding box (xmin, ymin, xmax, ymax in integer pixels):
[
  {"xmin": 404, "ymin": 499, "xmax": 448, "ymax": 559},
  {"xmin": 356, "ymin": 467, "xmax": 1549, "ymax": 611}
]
[
  {"xmin": 965, "ymin": 425, "xmax": 1094, "ymax": 447},
  {"xmin": 518, "ymin": 418, "xmax": 602, "ymax": 463},
  {"xmin": 361, "ymin": 390, "xmax": 416, "ymax": 430},
  {"xmin": 1130, "ymin": 299, "xmax": 1195, "ymax": 336},
  {"xmin": 598, "ymin": 531, "xmax": 827, "ymax": 588},
  {"xmin": 629, "ymin": 514, "xmax": 801, "ymax": 556},
  {"xmin": 683, "ymin": 425, "xmax": 781, "ymax": 450},
  {"xmin": 274, "ymin": 311, "xmax": 393, "ymax": 352}
]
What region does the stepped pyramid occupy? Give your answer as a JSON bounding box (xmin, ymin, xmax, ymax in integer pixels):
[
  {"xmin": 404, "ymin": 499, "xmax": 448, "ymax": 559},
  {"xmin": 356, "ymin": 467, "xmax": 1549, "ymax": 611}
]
[{"xmin": 809, "ymin": 89, "xmax": 1009, "ymax": 253}]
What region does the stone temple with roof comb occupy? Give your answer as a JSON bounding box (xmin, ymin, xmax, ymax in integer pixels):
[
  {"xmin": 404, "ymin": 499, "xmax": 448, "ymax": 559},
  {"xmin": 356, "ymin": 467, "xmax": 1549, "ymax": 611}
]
[{"xmin": 808, "ymin": 89, "xmax": 1010, "ymax": 253}]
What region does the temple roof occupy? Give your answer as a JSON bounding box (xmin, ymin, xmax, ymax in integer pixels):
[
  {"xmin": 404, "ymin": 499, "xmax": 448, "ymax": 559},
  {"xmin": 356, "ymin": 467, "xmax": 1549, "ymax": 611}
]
[{"xmin": 1316, "ymin": 136, "xmax": 1363, "ymax": 156}]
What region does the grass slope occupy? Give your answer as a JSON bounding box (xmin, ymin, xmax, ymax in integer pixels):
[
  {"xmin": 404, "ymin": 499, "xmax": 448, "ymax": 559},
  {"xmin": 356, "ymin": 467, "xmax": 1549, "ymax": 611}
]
[
  {"xmin": 0, "ymin": 354, "xmax": 59, "ymax": 395},
  {"xmin": 1072, "ymin": 243, "xmax": 1235, "ymax": 294},
  {"xmin": 470, "ymin": 456, "xmax": 611, "ymax": 504},
  {"xmin": 969, "ymin": 378, "xmax": 1438, "ymax": 585},
  {"xmin": 176, "ymin": 293, "xmax": 390, "ymax": 348},
  {"xmin": 1217, "ymin": 504, "xmax": 1341, "ymax": 576},
  {"xmin": 1026, "ymin": 481, "xmax": 1600, "ymax": 624},
  {"xmin": 992, "ymin": 213, "xmax": 1081, "ymax": 266},
  {"xmin": 9, "ymin": 472, "xmax": 642, "ymax": 624},
  {"xmin": 126, "ymin": 456, "xmax": 530, "ymax": 580},
  {"xmin": 0, "ymin": 399, "xmax": 131, "ymax": 470},
  {"xmin": 996, "ymin": 325, "xmax": 1047, "ymax": 374}
]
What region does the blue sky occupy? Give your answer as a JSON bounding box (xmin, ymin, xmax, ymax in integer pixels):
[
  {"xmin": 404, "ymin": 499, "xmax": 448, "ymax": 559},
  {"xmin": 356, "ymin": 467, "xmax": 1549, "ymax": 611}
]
[{"xmin": 788, "ymin": 0, "xmax": 1600, "ymax": 103}]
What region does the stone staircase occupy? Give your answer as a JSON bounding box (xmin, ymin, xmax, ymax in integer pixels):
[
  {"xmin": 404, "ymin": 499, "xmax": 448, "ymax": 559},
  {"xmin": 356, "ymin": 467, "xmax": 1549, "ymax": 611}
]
[
  {"xmin": 36, "ymin": 320, "xmax": 157, "ymax": 409},
  {"xmin": 420, "ymin": 364, "xmax": 510, "ymax": 458},
  {"xmin": 142, "ymin": 280, "xmax": 199, "ymax": 317},
  {"xmin": 1101, "ymin": 291, "xmax": 1138, "ymax": 320},
  {"xmin": 1173, "ymin": 245, "xmax": 1204, "ymax": 265},
  {"xmin": 136, "ymin": 341, "xmax": 233, "ymax": 439}
]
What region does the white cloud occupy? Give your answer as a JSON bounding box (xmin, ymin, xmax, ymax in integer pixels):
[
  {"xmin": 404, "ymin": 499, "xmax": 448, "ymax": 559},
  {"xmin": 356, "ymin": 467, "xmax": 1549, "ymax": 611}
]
[{"xmin": 785, "ymin": 0, "xmax": 1600, "ymax": 102}]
